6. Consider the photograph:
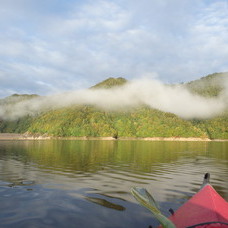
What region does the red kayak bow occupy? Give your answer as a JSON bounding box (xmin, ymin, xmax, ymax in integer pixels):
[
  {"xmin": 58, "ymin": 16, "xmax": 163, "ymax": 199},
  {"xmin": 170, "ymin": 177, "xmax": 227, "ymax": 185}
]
[
  {"xmin": 132, "ymin": 173, "xmax": 228, "ymax": 228},
  {"xmin": 168, "ymin": 184, "xmax": 228, "ymax": 227},
  {"xmin": 166, "ymin": 173, "xmax": 228, "ymax": 228}
]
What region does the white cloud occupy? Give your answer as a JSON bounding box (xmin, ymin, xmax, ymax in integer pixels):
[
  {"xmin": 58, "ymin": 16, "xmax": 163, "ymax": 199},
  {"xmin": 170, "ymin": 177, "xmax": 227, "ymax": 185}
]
[
  {"xmin": 0, "ymin": 0, "xmax": 227, "ymax": 97},
  {"xmin": 1, "ymin": 77, "xmax": 227, "ymax": 120}
]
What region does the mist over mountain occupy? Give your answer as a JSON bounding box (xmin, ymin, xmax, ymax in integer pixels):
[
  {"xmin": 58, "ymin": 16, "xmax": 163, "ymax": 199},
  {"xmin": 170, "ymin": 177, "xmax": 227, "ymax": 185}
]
[
  {"xmin": 1, "ymin": 73, "xmax": 228, "ymax": 120},
  {"xmin": 0, "ymin": 73, "xmax": 227, "ymax": 139}
]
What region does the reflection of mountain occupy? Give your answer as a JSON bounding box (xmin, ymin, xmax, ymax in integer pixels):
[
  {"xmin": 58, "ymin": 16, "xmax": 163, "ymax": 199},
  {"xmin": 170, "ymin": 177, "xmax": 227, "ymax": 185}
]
[
  {"xmin": 0, "ymin": 140, "xmax": 227, "ymax": 201},
  {"xmin": 1, "ymin": 140, "xmax": 227, "ymax": 173},
  {"xmin": 1, "ymin": 138, "xmax": 227, "ymax": 228}
]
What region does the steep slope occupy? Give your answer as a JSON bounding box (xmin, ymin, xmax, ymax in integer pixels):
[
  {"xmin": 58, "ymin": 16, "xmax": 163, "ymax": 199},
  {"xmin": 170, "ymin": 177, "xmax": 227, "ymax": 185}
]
[
  {"xmin": 0, "ymin": 73, "xmax": 227, "ymax": 139},
  {"xmin": 185, "ymin": 72, "xmax": 228, "ymax": 97},
  {"xmin": 27, "ymin": 106, "xmax": 207, "ymax": 138}
]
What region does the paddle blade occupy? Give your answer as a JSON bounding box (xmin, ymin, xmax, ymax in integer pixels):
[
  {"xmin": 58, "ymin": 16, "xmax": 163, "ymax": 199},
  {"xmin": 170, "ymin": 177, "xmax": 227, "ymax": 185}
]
[
  {"xmin": 131, "ymin": 187, "xmax": 176, "ymax": 228},
  {"xmin": 131, "ymin": 187, "xmax": 160, "ymax": 214}
]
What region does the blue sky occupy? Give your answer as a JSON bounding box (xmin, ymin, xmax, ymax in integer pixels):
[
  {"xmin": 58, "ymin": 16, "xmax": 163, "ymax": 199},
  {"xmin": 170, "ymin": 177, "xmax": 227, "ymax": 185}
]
[{"xmin": 0, "ymin": 0, "xmax": 228, "ymax": 97}]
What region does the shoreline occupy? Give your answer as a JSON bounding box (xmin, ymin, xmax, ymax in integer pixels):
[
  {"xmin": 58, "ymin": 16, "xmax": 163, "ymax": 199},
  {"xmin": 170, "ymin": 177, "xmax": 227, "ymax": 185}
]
[{"xmin": 0, "ymin": 133, "xmax": 227, "ymax": 142}]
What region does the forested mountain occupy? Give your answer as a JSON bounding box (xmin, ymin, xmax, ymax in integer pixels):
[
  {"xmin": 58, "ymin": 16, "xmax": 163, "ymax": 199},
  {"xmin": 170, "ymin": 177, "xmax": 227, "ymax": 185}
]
[
  {"xmin": 0, "ymin": 94, "xmax": 39, "ymax": 105},
  {"xmin": 185, "ymin": 72, "xmax": 228, "ymax": 97},
  {"xmin": 90, "ymin": 77, "xmax": 127, "ymax": 89},
  {"xmin": 0, "ymin": 73, "xmax": 227, "ymax": 139}
]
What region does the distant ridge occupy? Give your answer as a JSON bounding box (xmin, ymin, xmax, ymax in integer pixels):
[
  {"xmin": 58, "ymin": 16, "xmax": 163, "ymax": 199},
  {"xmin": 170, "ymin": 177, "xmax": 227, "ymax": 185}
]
[
  {"xmin": 0, "ymin": 94, "xmax": 39, "ymax": 105},
  {"xmin": 185, "ymin": 72, "xmax": 228, "ymax": 97},
  {"xmin": 90, "ymin": 77, "xmax": 127, "ymax": 89}
]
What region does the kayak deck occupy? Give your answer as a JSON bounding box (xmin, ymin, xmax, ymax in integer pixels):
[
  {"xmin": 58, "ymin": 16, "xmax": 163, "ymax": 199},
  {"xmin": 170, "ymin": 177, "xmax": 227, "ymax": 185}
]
[
  {"xmin": 168, "ymin": 184, "xmax": 228, "ymax": 228},
  {"xmin": 131, "ymin": 173, "xmax": 228, "ymax": 228}
]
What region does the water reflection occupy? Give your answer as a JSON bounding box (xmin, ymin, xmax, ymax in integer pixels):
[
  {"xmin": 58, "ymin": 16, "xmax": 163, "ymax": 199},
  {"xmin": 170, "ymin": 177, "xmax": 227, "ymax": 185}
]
[
  {"xmin": 85, "ymin": 195, "xmax": 126, "ymax": 211},
  {"xmin": 0, "ymin": 140, "xmax": 227, "ymax": 228}
]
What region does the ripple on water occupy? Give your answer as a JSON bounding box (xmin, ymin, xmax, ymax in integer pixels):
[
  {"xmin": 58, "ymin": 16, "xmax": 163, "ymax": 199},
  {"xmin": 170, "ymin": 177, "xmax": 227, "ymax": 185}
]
[{"xmin": 0, "ymin": 140, "xmax": 227, "ymax": 228}]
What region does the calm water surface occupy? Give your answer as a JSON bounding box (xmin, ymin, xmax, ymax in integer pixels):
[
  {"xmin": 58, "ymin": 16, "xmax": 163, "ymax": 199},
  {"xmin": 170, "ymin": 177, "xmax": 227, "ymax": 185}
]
[{"xmin": 0, "ymin": 140, "xmax": 227, "ymax": 228}]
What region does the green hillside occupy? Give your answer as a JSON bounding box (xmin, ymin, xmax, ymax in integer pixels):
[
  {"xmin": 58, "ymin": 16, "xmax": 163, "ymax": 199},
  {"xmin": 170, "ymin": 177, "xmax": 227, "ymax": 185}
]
[
  {"xmin": 0, "ymin": 73, "xmax": 227, "ymax": 139},
  {"xmin": 0, "ymin": 94, "xmax": 39, "ymax": 105},
  {"xmin": 185, "ymin": 72, "xmax": 228, "ymax": 97},
  {"xmin": 90, "ymin": 77, "xmax": 127, "ymax": 89},
  {"xmin": 26, "ymin": 106, "xmax": 208, "ymax": 138}
]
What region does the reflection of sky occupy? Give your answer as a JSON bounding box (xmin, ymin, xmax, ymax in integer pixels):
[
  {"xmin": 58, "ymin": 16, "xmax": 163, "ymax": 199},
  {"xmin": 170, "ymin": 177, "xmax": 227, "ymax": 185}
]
[
  {"xmin": 0, "ymin": 156, "xmax": 227, "ymax": 227},
  {"xmin": 1, "ymin": 0, "xmax": 228, "ymax": 97},
  {"xmin": 0, "ymin": 180, "xmax": 156, "ymax": 228}
]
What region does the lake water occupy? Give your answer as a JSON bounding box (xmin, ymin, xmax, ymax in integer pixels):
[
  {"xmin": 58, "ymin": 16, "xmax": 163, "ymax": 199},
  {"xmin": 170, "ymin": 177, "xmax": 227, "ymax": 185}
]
[{"xmin": 0, "ymin": 140, "xmax": 227, "ymax": 228}]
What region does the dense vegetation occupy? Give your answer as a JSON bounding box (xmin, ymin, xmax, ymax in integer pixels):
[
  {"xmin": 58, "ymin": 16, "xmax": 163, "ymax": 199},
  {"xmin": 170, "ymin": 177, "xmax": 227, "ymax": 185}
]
[
  {"xmin": 90, "ymin": 77, "xmax": 127, "ymax": 89},
  {"xmin": 185, "ymin": 72, "xmax": 228, "ymax": 97},
  {"xmin": 26, "ymin": 106, "xmax": 208, "ymax": 138},
  {"xmin": 0, "ymin": 94, "xmax": 39, "ymax": 105},
  {"xmin": 0, "ymin": 73, "xmax": 227, "ymax": 139}
]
